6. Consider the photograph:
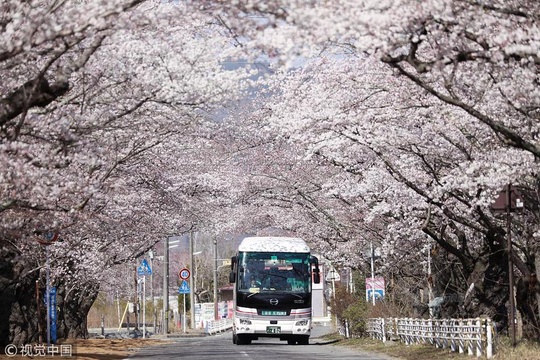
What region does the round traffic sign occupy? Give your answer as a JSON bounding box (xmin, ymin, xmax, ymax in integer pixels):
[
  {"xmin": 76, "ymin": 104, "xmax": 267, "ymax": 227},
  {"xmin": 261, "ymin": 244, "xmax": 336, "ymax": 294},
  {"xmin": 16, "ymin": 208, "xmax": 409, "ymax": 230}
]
[
  {"xmin": 35, "ymin": 229, "xmax": 59, "ymax": 245},
  {"xmin": 179, "ymin": 268, "xmax": 190, "ymax": 280}
]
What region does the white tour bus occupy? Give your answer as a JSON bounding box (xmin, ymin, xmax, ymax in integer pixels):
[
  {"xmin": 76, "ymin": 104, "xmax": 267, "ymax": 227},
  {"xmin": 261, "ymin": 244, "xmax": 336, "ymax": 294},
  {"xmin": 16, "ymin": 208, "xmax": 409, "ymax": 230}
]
[{"xmin": 229, "ymin": 236, "xmax": 320, "ymax": 345}]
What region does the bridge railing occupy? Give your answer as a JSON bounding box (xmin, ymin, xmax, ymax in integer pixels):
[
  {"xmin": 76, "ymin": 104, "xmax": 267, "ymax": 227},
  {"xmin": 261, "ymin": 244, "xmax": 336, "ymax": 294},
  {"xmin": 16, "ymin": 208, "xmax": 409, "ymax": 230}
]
[
  {"xmin": 205, "ymin": 318, "xmax": 233, "ymax": 335},
  {"xmin": 367, "ymin": 317, "xmax": 495, "ymax": 359}
]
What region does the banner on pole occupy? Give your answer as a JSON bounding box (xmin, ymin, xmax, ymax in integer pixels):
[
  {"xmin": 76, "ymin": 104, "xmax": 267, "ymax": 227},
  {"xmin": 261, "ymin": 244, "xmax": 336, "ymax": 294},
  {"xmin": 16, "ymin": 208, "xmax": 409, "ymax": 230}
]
[{"xmin": 49, "ymin": 287, "xmax": 57, "ymax": 343}]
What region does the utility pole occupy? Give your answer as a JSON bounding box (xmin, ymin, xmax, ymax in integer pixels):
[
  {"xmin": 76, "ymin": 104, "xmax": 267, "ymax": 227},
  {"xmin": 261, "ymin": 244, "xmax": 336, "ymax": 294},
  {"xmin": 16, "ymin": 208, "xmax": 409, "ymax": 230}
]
[
  {"xmin": 189, "ymin": 231, "xmax": 195, "ymax": 329},
  {"xmin": 506, "ymin": 184, "xmax": 516, "ymax": 347},
  {"xmin": 149, "ymin": 250, "xmax": 155, "ymax": 333},
  {"xmin": 213, "ymin": 238, "xmax": 219, "ymax": 320},
  {"xmin": 163, "ymin": 237, "xmax": 169, "ymax": 334},
  {"xmin": 427, "ymin": 243, "xmax": 433, "ymax": 302},
  {"xmin": 491, "ymin": 184, "xmax": 523, "ymax": 347},
  {"xmin": 348, "ymin": 268, "xmax": 355, "ymax": 294},
  {"xmin": 370, "ymin": 241, "xmax": 376, "ymax": 306}
]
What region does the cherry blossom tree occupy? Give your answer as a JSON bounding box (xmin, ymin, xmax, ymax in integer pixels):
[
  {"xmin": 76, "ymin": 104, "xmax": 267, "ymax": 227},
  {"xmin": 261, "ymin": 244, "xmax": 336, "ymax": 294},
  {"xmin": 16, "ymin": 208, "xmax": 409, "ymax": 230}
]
[
  {"xmin": 227, "ymin": 53, "xmax": 538, "ymax": 336},
  {"xmin": 198, "ymin": 0, "xmax": 539, "ymax": 149},
  {"xmin": 2, "ymin": 0, "xmax": 539, "ymax": 345},
  {"xmin": 0, "ymin": 0, "xmax": 255, "ymax": 345},
  {"xmin": 192, "ymin": 0, "xmax": 540, "ymax": 339}
]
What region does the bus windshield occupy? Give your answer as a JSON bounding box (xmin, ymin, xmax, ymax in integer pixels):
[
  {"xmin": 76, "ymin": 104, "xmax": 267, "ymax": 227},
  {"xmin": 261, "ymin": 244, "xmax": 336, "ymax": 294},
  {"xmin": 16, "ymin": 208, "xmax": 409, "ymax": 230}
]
[{"xmin": 237, "ymin": 252, "xmax": 311, "ymax": 294}]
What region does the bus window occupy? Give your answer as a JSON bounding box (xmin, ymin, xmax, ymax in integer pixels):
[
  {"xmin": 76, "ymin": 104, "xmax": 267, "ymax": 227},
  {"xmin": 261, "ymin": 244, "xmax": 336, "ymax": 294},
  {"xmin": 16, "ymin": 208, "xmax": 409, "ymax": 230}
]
[{"xmin": 237, "ymin": 252, "xmax": 311, "ymax": 293}]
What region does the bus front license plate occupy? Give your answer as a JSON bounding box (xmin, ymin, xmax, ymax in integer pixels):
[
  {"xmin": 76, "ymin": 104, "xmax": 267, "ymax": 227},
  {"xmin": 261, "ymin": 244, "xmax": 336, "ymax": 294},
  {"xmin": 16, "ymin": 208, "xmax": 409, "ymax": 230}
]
[{"xmin": 266, "ymin": 326, "xmax": 281, "ymax": 334}]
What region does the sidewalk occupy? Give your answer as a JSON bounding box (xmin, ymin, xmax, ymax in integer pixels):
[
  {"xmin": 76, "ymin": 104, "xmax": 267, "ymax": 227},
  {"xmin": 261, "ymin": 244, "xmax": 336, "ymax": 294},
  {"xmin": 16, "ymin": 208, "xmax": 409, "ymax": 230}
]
[
  {"xmin": 88, "ymin": 327, "xmax": 207, "ymax": 340},
  {"xmin": 153, "ymin": 328, "xmax": 207, "ymax": 339},
  {"xmin": 313, "ymin": 316, "xmax": 333, "ymax": 325}
]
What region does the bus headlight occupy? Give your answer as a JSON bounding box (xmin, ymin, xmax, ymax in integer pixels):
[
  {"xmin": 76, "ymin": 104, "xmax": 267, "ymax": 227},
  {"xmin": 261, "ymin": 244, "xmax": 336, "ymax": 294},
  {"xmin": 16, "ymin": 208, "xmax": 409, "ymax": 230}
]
[{"xmin": 295, "ymin": 319, "xmax": 309, "ymax": 326}]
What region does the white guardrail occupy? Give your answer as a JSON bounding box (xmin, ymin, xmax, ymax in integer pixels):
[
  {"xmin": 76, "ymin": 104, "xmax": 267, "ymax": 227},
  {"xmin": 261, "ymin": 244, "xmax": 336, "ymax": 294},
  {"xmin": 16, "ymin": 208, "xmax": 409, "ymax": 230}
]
[
  {"xmin": 367, "ymin": 318, "xmax": 495, "ymax": 359},
  {"xmin": 205, "ymin": 318, "xmax": 234, "ymax": 335}
]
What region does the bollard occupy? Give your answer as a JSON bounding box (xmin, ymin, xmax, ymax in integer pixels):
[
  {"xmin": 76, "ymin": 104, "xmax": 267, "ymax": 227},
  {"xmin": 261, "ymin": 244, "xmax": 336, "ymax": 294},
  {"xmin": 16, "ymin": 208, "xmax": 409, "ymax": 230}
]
[
  {"xmin": 381, "ymin": 318, "xmax": 386, "ymax": 342},
  {"xmin": 101, "ymin": 315, "xmax": 105, "ymax": 336}
]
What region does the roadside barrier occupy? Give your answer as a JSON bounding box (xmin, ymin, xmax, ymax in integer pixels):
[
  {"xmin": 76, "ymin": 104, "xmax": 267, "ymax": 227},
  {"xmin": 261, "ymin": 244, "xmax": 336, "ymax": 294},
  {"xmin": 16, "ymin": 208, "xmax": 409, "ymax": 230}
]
[
  {"xmin": 367, "ymin": 317, "xmax": 495, "ymax": 359},
  {"xmin": 205, "ymin": 318, "xmax": 233, "ymax": 335}
]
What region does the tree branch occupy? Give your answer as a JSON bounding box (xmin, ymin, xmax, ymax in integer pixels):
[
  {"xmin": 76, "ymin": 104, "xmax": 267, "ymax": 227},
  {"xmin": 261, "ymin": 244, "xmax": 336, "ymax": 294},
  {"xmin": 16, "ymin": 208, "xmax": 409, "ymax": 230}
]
[{"xmin": 386, "ymin": 63, "xmax": 540, "ymax": 158}]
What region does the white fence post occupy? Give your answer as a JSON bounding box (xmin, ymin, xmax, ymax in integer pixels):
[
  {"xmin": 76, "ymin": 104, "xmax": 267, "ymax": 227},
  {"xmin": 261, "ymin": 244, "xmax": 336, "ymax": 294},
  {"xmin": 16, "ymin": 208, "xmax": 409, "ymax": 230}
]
[
  {"xmin": 477, "ymin": 318, "xmax": 482, "ymax": 358},
  {"xmin": 467, "ymin": 319, "xmax": 474, "ymax": 356},
  {"xmin": 458, "ymin": 319, "xmax": 465, "ymax": 354},
  {"xmin": 486, "ymin": 319, "xmax": 493, "ymax": 359}
]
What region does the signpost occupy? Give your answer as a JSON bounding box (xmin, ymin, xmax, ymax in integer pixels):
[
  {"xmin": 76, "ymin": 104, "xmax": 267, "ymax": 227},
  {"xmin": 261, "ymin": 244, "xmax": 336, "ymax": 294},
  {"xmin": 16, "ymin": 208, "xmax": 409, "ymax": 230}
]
[
  {"xmin": 491, "ymin": 184, "xmax": 523, "ymax": 347},
  {"xmin": 367, "ymin": 241, "xmax": 383, "ymax": 305},
  {"xmin": 325, "ymin": 267, "xmax": 340, "ymax": 298},
  {"xmin": 137, "ymin": 259, "xmax": 152, "ymax": 339},
  {"xmin": 35, "ymin": 229, "xmax": 59, "ymax": 345},
  {"xmin": 178, "ymin": 279, "xmax": 190, "ymax": 333}
]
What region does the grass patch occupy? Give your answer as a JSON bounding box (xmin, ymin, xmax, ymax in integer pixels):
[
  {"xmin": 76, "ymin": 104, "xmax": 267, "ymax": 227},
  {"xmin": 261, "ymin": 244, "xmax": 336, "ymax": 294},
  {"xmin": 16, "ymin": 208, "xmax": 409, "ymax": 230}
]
[
  {"xmin": 324, "ymin": 333, "xmax": 540, "ymax": 360},
  {"xmin": 493, "ymin": 337, "xmax": 540, "ymax": 360}
]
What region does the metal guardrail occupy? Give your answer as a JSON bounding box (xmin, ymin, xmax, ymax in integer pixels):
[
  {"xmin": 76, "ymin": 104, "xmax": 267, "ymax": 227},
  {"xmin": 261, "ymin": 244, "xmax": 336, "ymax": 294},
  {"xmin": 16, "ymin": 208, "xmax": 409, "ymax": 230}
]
[
  {"xmin": 205, "ymin": 319, "xmax": 233, "ymax": 335},
  {"xmin": 367, "ymin": 317, "xmax": 495, "ymax": 359}
]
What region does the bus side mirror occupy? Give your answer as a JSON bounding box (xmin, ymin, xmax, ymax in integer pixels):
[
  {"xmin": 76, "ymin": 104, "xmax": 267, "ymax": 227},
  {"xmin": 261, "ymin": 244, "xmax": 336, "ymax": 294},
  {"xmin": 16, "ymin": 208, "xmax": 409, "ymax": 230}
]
[
  {"xmin": 311, "ymin": 255, "xmax": 321, "ymax": 284},
  {"xmin": 229, "ymin": 255, "xmax": 237, "ymax": 283},
  {"xmin": 313, "ymin": 268, "xmax": 320, "ymax": 284}
]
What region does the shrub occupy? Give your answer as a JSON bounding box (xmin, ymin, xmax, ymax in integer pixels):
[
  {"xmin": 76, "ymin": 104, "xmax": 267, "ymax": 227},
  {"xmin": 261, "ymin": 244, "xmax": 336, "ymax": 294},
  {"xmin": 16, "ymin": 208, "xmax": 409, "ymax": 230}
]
[
  {"xmin": 343, "ymin": 299, "xmax": 369, "ymax": 337},
  {"xmin": 329, "ymin": 284, "xmax": 369, "ymax": 337}
]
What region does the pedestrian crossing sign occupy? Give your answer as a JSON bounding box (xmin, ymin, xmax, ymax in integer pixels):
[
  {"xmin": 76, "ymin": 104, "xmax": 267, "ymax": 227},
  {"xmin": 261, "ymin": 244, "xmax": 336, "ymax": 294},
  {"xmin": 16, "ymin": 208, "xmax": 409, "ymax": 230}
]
[
  {"xmin": 178, "ymin": 280, "xmax": 190, "ymax": 294},
  {"xmin": 137, "ymin": 259, "xmax": 152, "ymax": 276}
]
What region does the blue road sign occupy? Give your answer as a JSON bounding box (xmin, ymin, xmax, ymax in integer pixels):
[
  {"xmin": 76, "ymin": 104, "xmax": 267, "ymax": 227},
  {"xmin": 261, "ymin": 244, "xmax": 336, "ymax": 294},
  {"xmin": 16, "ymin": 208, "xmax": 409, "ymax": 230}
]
[
  {"xmin": 366, "ymin": 289, "xmax": 384, "ymax": 302},
  {"xmin": 137, "ymin": 259, "xmax": 152, "ymax": 276},
  {"xmin": 178, "ymin": 280, "xmax": 190, "ymax": 294},
  {"xmin": 49, "ymin": 287, "xmax": 57, "ymax": 343}
]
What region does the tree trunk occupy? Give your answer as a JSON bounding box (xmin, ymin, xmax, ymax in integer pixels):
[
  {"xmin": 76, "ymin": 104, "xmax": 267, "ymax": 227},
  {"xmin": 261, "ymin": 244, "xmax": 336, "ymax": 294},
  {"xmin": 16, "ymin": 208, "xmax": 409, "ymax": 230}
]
[
  {"xmin": 1, "ymin": 242, "xmax": 100, "ymax": 346},
  {"xmin": 56, "ymin": 282, "xmax": 99, "ymax": 339},
  {"xmin": 536, "ymin": 250, "xmax": 540, "ymax": 329},
  {"xmin": 0, "ymin": 244, "xmax": 41, "ymax": 347},
  {"xmin": 516, "ymin": 274, "xmax": 540, "ymax": 339},
  {"xmin": 514, "ymin": 247, "xmax": 540, "ymax": 340},
  {"xmin": 462, "ymin": 253, "xmax": 510, "ymax": 333},
  {"xmin": 432, "ymin": 234, "xmax": 510, "ymax": 333}
]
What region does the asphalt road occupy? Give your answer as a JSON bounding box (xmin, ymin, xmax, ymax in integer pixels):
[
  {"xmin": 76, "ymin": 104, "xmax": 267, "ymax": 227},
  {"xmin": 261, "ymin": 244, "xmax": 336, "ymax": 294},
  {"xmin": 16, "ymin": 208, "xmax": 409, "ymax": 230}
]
[{"xmin": 129, "ymin": 324, "xmax": 396, "ymax": 360}]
